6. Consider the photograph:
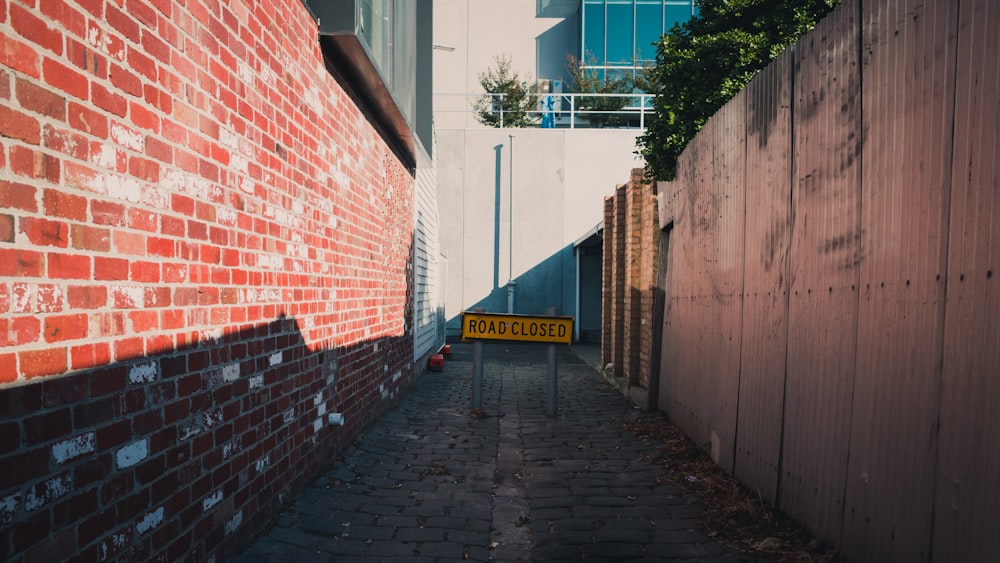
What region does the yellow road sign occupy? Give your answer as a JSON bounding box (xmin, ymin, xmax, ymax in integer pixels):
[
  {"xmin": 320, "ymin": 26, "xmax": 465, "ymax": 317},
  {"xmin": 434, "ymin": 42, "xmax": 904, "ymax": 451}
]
[{"xmin": 461, "ymin": 311, "xmax": 574, "ymax": 344}]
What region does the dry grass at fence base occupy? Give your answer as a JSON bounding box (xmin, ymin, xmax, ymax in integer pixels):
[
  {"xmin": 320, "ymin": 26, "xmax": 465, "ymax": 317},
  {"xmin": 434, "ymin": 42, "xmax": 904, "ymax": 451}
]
[{"xmin": 621, "ymin": 416, "xmax": 849, "ymax": 562}]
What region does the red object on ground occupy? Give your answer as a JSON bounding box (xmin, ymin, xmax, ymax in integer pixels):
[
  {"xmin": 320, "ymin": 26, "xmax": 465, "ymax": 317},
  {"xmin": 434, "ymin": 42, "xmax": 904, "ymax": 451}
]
[
  {"xmin": 440, "ymin": 344, "xmax": 452, "ymax": 357},
  {"xmin": 428, "ymin": 354, "xmax": 445, "ymax": 371}
]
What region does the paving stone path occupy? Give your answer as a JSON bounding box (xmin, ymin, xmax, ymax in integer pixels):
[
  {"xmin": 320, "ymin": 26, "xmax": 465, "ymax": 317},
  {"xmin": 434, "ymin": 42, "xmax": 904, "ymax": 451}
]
[{"xmin": 227, "ymin": 342, "xmax": 752, "ymax": 562}]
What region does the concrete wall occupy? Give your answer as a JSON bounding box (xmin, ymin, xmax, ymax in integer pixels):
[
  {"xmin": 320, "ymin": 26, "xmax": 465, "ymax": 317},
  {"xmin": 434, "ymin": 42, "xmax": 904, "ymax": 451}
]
[
  {"xmin": 437, "ymin": 127, "xmax": 642, "ymax": 333},
  {"xmin": 433, "ymin": 0, "xmax": 580, "ymax": 129}
]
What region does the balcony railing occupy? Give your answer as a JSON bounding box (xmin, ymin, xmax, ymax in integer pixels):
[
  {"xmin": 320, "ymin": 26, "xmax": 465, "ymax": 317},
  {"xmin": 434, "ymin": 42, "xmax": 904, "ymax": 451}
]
[{"xmin": 434, "ymin": 92, "xmax": 655, "ymax": 130}]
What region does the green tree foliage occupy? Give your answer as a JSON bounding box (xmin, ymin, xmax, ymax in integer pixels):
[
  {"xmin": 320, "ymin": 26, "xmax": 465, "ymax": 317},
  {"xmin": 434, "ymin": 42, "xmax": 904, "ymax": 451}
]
[
  {"xmin": 566, "ymin": 54, "xmax": 635, "ymax": 128},
  {"xmin": 638, "ymin": 0, "xmax": 842, "ymax": 180},
  {"xmin": 472, "ymin": 56, "xmax": 538, "ymax": 128}
]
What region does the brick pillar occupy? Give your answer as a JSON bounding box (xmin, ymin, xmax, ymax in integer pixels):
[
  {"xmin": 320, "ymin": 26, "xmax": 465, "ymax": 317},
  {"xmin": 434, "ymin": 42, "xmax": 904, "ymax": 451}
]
[
  {"xmin": 636, "ymin": 171, "xmax": 659, "ymax": 389},
  {"xmin": 602, "ymin": 196, "xmax": 615, "ymax": 369},
  {"xmin": 612, "ymin": 185, "xmax": 627, "ymax": 379}
]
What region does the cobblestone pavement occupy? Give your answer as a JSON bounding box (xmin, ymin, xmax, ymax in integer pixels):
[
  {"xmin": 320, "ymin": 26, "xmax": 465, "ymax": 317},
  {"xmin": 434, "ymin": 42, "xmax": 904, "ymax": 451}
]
[{"xmin": 227, "ymin": 341, "xmax": 753, "ymax": 562}]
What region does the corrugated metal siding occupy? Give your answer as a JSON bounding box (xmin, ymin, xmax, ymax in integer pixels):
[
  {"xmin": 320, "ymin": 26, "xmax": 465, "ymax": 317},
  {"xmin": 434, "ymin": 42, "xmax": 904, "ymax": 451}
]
[
  {"xmin": 654, "ymin": 0, "xmax": 1000, "ymax": 559},
  {"xmin": 933, "ymin": 1, "xmax": 1000, "ymax": 561},
  {"xmin": 842, "ymin": 1, "xmax": 958, "ymax": 560},
  {"xmin": 658, "ymin": 99, "xmax": 745, "ymax": 470},
  {"xmin": 781, "ymin": 0, "xmax": 862, "ymax": 545},
  {"xmin": 712, "ymin": 92, "xmax": 747, "ymax": 474},
  {"xmin": 658, "ymin": 125, "xmax": 717, "ymax": 461},
  {"xmin": 414, "ymin": 164, "xmax": 445, "ymax": 360},
  {"xmin": 733, "ymin": 51, "xmax": 793, "ymax": 504}
]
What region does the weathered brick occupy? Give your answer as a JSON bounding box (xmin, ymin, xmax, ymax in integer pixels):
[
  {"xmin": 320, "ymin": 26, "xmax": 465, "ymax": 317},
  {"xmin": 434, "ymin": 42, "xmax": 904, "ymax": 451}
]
[
  {"xmin": 77, "ymin": 506, "xmax": 116, "ymax": 546},
  {"xmin": 72, "ymin": 397, "xmax": 115, "ymax": 428},
  {"xmin": 90, "ymin": 200, "xmax": 126, "ymax": 226},
  {"xmin": 0, "ymin": 214, "xmax": 13, "ymax": 243},
  {"xmin": 0, "ymin": 422, "xmax": 20, "ymax": 455},
  {"xmin": 0, "ymin": 105, "xmax": 41, "ymax": 144},
  {"xmin": 64, "ymin": 37, "xmax": 107, "ymax": 79},
  {"xmin": 43, "ymin": 313, "xmax": 89, "ymax": 343},
  {"xmin": 47, "ymin": 252, "xmax": 90, "ymax": 279},
  {"xmin": 67, "ymin": 101, "xmax": 109, "ymax": 139},
  {"xmin": 10, "ymin": 4, "xmax": 63, "ymax": 56},
  {"xmin": 0, "ymin": 448, "xmax": 49, "ymax": 490},
  {"xmin": 0, "ymin": 180, "xmax": 38, "ymax": 211},
  {"xmin": 93, "ymin": 257, "xmax": 128, "ymax": 281},
  {"xmin": 0, "ymin": 34, "xmax": 42, "ymax": 79},
  {"xmin": 52, "ymin": 489, "xmax": 98, "ymax": 529},
  {"xmin": 69, "ymin": 342, "xmax": 112, "ymax": 371},
  {"xmin": 41, "ymin": 190, "xmax": 86, "ymax": 221},
  {"xmin": 16, "ymin": 78, "xmax": 66, "ymax": 120},
  {"xmin": 20, "ymin": 347, "xmax": 68, "ymax": 378},
  {"xmin": 41, "ymin": 58, "xmax": 89, "ymax": 101},
  {"xmin": 19, "ymin": 216, "xmax": 68, "ymax": 247}
]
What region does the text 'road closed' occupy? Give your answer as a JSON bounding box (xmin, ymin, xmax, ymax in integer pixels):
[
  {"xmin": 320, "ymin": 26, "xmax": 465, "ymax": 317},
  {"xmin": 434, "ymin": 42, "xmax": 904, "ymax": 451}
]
[{"xmin": 461, "ymin": 312, "xmax": 574, "ymax": 344}]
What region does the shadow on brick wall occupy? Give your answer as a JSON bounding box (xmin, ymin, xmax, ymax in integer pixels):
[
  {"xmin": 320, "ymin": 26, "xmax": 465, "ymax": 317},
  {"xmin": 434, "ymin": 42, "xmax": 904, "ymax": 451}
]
[{"xmin": 0, "ymin": 312, "xmax": 417, "ymax": 562}]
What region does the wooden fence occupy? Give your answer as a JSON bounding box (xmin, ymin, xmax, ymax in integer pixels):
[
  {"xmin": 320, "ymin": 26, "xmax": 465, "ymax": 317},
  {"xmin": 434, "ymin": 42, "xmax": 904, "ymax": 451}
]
[{"xmin": 656, "ymin": 0, "xmax": 999, "ymax": 560}]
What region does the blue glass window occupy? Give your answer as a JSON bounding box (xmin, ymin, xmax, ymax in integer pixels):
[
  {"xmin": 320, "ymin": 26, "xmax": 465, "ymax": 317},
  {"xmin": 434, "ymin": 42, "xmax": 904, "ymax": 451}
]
[
  {"xmin": 664, "ymin": 3, "xmax": 693, "ymax": 30},
  {"xmin": 635, "ymin": 2, "xmax": 663, "ymax": 65},
  {"xmin": 582, "ymin": 1, "xmax": 606, "ymax": 64},
  {"xmin": 605, "ymin": 1, "xmax": 633, "ymax": 65},
  {"xmin": 579, "ymin": 1, "xmax": 694, "ymax": 80}
]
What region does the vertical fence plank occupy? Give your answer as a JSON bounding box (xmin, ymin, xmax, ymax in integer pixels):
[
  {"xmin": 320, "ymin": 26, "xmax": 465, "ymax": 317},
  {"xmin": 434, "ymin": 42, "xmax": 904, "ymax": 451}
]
[
  {"xmin": 657, "ymin": 97, "xmax": 745, "ymax": 470},
  {"xmin": 934, "ymin": 0, "xmax": 1000, "ymax": 560},
  {"xmin": 843, "ymin": 0, "xmax": 959, "ymax": 560},
  {"xmin": 733, "ymin": 50, "xmax": 794, "ymax": 504},
  {"xmin": 781, "ymin": 0, "xmax": 863, "ymax": 546}
]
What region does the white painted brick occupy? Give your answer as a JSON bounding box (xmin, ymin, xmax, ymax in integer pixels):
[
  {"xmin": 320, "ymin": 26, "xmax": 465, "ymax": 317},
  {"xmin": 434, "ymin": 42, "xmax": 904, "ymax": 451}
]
[
  {"xmin": 0, "ymin": 493, "xmax": 19, "ymax": 524},
  {"xmin": 223, "ymin": 437, "xmax": 242, "ymax": 460},
  {"xmin": 135, "ymin": 506, "xmax": 164, "ymax": 534},
  {"xmin": 24, "ymin": 472, "xmax": 74, "ymax": 511},
  {"xmin": 111, "ymin": 285, "xmax": 144, "ymax": 308},
  {"xmin": 128, "ymin": 360, "xmax": 158, "ymax": 385},
  {"xmin": 269, "ymin": 353, "xmax": 282, "ymax": 366},
  {"xmin": 249, "ymin": 374, "xmax": 264, "ymax": 389},
  {"xmin": 105, "ymin": 174, "xmax": 144, "ymax": 203},
  {"xmin": 239, "ymin": 176, "xmax": 254, "ymax": 193},
  {"xmin": 35, "ymin": 285, "xmax": 63, "ymax": 313},
  {"xmin": 116, "ymin": 439, "xmax": 149, "ymax": 469},
  {"xmin": 221, "ymin": 362, "xmax": 240, "ymax": 382},
  {"xmin": 142, "ymin": 184, "xmax": 168, "ymax": 209},
  {"xmin": 282, "ymin": 408, "xmax": 294, "ymax": 425},
  {"xmin": 217, "ymin": 207, "xmax": 237, "ymax": 226},
  {"xmin": 202, "ymin": 490, "xmax": 223, "ymax": 512},
  {"xmin": 99, "ymin": 529, "xmax": 131, "ymax": 561},
  {"xmin": 111, "ymin": 123, "xmax": 145, "ymax": 151},
  {"xmin": 225, "ymin": 509, "xmax": 243, "ymax": 535},
  {"xmin": 179, "ymin": 420, "xmax": 202, "ymax": 441},
  {"xmin": 203, "ymin": 409, "xmax": 223, "ymax": 429},
  {"xmin": 219, "ymin": 127, "xmax": 239, "ymax": 148},
  {"xmin": 313, "ymin": 418, "xmax": 322, "ymax": 433},
  {"xmin": 255, "ymin": 455, "xmax": 270, "ymax": 474},
  {"xmin": 52, "ymin": 433, "xmax": 96, "ymax": 464},
  {"xmin": 230, "ymin": 153, "xmax": 249, "ymax": 174},
  {"xmin": 91, "ymin": 143, "xmax": 117, "ymax": 168}
]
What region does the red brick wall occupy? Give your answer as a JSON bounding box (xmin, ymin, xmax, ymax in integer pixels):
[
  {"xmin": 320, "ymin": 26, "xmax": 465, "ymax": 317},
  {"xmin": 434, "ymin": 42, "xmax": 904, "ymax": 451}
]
[
  {"xmin": 602, "ymin": 169, "xmax": 658, "ymax": 402},
  {"xmin": 0, "ymin": 1, "xmax": 415, "ymax": 561}
]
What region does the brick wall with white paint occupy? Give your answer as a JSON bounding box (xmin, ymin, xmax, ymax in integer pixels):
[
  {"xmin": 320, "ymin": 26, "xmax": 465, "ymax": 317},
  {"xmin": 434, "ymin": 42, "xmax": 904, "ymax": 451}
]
[{"xmin": 0, "ymin": 0, "xmax": 416, "ymax": 561}]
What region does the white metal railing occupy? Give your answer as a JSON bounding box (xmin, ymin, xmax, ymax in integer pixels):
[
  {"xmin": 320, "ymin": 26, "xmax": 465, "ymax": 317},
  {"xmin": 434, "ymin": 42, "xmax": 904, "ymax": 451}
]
[{"xmin": 434, "ymin": 92, "xmax": 655, "ymax": 129}]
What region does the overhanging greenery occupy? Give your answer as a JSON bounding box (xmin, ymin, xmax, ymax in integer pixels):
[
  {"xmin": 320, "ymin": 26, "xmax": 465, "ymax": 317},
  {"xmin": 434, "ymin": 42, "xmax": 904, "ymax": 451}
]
[{"xmin": 638, "ymin": 0, "xmax": 842, "ymax": 181}]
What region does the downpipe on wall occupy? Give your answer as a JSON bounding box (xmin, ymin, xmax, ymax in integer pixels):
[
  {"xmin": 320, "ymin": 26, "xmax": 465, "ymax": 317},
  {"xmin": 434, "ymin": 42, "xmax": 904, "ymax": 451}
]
[{"xmin": 508, "ymin": 133, "xmax": 515, "ymax": 313}]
